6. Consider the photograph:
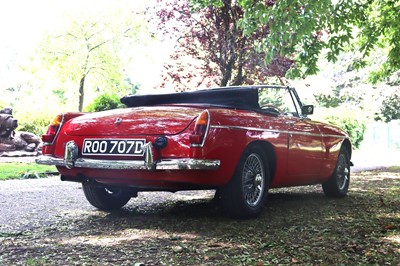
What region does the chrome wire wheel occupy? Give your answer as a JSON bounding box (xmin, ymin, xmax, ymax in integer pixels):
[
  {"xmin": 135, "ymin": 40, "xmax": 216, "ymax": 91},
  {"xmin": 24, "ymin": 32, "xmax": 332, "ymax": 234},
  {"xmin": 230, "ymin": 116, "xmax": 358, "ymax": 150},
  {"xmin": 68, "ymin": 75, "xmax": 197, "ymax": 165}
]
[
  {"xmin": 220, "ymin": 145, "xmax": 269, "ymax": 218},
  {"xmin": 242, "ymin": 153, "xmax": 265, "ymax": 207},
  {"xmin": 336, "ymin": 154, "xmax": 350, "ymax": 191}
]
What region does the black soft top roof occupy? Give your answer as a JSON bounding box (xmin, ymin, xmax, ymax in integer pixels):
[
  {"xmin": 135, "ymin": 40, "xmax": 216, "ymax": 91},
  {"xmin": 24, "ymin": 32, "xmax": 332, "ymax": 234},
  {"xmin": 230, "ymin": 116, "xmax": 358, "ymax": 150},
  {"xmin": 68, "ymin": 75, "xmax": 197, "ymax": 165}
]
[{"xmin": 121, "ymin": 86, "xmax": 277, "ymax": 110}]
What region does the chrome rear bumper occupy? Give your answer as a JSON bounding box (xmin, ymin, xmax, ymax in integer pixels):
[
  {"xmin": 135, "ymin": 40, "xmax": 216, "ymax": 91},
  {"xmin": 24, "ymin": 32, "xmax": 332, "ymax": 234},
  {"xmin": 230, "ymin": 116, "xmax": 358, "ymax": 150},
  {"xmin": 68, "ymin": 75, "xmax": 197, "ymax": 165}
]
[{"xmin": 36, "ymin": 141, "xmax": 220, "ymax": 171}]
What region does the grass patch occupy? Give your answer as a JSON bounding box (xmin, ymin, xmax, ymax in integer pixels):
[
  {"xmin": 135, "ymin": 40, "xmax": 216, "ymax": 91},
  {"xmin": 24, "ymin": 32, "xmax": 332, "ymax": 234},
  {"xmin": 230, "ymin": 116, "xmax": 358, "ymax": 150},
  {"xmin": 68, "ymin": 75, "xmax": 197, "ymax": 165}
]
[{"xmin": 0, "ymin": 162, "xmax": 57, "ymax": 180}]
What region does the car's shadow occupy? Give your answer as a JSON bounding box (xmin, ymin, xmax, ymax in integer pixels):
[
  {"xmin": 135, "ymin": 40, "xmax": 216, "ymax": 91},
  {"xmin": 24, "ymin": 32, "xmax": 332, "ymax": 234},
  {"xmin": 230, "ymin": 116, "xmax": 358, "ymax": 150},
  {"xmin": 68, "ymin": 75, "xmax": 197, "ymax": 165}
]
[
  {"xmin": 59, "ymin": 172, "xmax": 400, "ymax": 239},
  {"xmin": 64, "ymin": 185, "xmax": 348, "ymax": 232},
  {"xmin": 90, "ymin": 186, "xmax": 326, "ymax": 220}
]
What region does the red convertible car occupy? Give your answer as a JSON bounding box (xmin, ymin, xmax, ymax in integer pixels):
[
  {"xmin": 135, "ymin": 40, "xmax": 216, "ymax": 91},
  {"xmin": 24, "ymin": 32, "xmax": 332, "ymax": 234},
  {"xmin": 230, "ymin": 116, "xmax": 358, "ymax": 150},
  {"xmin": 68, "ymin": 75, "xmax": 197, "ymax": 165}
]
[{"xmin": 36, "ymin": 85, "xmax": 352, "ymax": 218}]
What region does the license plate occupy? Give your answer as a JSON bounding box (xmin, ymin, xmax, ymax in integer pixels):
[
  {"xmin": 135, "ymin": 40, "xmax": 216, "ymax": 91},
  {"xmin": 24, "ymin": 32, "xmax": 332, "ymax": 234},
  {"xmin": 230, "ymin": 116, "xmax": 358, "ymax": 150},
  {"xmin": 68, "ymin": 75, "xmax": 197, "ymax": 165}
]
[{"xmin": 82, "ymin": 139, "xmax": 146, "ymax": 156}]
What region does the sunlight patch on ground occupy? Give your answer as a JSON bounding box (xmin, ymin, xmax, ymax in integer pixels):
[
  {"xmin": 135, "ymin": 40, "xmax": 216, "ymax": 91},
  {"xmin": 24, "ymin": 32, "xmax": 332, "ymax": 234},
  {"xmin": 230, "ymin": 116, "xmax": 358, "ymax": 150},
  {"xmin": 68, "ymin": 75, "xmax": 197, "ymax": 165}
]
[
  {"xmin": 383, "ymin": 235, "xmax": 400, "ymax": 251},
  {"xmin": 59, "ymin": 229, "xmax": 199, "ymax": 247}
]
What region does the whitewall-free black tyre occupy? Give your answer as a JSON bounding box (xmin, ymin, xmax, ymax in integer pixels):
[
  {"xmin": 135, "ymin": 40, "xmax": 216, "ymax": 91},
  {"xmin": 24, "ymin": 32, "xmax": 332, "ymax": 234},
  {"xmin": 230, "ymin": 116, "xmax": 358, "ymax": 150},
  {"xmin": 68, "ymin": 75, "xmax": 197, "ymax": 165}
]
[{"xmin": 82, "ymin": 182, "xmax": 131, "ymax": 211}]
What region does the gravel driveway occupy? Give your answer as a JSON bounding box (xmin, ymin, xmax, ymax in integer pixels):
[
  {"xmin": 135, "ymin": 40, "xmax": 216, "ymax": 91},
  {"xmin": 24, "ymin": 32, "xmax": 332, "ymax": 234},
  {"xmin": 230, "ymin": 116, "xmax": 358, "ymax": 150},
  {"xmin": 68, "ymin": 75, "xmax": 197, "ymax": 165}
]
[
  {"xmin": 0, "ymin": 176, "xmax": 88, "ymax": 233},
  {"xmin": 1, "ymin": 148, "xmax": 399, "ymax": 234},
  {"xmin": 1, "ymin": 153, "xmax": 399, "ymax": 265},
  {"xmin": 0, "ymin": 175, "xmax": 215, "ymax": 234}
]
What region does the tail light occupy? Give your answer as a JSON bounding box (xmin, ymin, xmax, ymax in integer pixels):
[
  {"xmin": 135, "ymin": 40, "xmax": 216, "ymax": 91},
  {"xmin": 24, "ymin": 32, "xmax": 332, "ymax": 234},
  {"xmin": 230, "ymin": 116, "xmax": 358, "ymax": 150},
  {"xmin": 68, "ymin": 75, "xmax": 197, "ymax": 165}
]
[
  {"xmin": 42, "ymin": 114, "xmax": 63, "ymax": 144},
  {"xmin": 42, "ymin": 113, "xmax": 85, "ymax": 145},
  {"xmin": 190, "ymin": 110, "xmax": 210, "ymax": 147}
]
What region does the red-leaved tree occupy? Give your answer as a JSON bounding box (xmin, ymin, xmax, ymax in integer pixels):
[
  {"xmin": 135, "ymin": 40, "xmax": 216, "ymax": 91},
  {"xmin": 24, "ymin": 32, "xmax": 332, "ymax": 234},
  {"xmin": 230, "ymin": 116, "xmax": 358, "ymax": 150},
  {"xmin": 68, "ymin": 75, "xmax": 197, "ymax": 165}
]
[{"xmin": 152, "ymin": 0, "xmax": 293, "ymax": 91}]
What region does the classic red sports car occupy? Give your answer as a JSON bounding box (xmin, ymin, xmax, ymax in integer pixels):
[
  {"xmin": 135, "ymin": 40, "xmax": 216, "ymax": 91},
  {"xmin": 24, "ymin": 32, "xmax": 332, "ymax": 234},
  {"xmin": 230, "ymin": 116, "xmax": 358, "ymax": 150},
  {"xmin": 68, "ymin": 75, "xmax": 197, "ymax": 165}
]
[{"xmin": 36, "ymin": 85, "xmax": 352, "ymax": 218}]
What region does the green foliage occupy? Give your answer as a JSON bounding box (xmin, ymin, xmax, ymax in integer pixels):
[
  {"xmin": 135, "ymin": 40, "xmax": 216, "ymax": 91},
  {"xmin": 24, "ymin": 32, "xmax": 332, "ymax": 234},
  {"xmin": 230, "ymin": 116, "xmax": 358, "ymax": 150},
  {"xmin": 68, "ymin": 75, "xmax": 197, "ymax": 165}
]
[
  {"xmin": 39, "ymin": 7, "xmax": 151, "ymax": 111},
  {"xmin": 319, "ymin": 109, "xmax": 367, "ymax": 149},
  {"xmin": 258, "ymin": 88, "xmax": 283, "ymax": 107},
  {"xmin": 84, "ymin": 93, "xmax": 125, "ymax": 112},
  {"xmin": 235, "ymin": 0, "xmax": 357, "ymax": 78},
  {"xmin": 314, "ymin": 88, "xmax": 362, "ymax": 109},
  {"xmin": 124, "ymin": 78, "xmax": 141, "ymax": 95},
  {"xmin": 16, "ymin": 111, "xmax": 55, "ymax": 136},
  {"xmin": 375, "ymin": 92, "xmax": 400, "ymax": 123},
  {"xmin": 314, "ymin": 94, "xmax": 342, "ymax": 108},
  {"xmin": 191, "ymin": 0, "xmax": 223, "ymax": 9},
  {"xmin": 195, "ymin": 0, "xmax": 400, "ymax": 82},
  {"xmin": 355, "ymin": 0, "xmax": 400, "ymax": 83},
  {"xmin": 0, "ymin": 100, "xmax": 6, "ymax": 109}
]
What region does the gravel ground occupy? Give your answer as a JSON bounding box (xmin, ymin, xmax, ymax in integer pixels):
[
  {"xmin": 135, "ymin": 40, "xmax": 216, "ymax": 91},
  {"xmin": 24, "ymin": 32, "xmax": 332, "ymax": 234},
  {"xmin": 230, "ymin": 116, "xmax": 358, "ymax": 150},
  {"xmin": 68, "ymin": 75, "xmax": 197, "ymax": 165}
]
[
  {"xmin": 0, "ymin": 176, "xmax": 86, "ymax": 233},
  {"xmin": 1, "ymin": 148, "xmax": 399, "ymax": 234},
  {"xmin": 1, "ymin": 152, "xmax": 399, "ymax": 265},
  {"xmin": 0, "ymin": 175, "xmax": 215, "ymax": 234}
]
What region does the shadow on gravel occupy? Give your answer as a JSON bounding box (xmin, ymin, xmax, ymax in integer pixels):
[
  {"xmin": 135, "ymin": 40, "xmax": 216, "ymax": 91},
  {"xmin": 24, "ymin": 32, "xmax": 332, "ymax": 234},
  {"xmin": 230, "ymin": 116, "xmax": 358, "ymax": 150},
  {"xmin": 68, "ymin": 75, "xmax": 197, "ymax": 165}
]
[{"xmin": 1, "ymin": 171, "xmax": 399, "ymax": 265}]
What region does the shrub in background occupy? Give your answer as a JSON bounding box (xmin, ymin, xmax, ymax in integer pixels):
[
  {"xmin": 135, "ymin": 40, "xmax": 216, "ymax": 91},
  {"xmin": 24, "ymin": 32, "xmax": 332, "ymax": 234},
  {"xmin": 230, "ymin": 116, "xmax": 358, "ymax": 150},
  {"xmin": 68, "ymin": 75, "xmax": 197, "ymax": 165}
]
[
  {"xmin": 16, "ymin": 112, "xmax": 55, "ymax": 137},
  {"xmin": 324, "ymin": 115, "xmax": 366, "ymax": 149},
  {"xmin": 374, "ymin": 92, "xmax": 400, "ymax": 123},
  {"xmin": 12, "ymin": 93, "xmax": 125, "ymax": 136},
  {"xmin": 85, "ymin": 93, "xmax": 125, "ymax": 112},
  {"xmin": 313, "ymin": 108, "xmax": 367, "ymax": 149}
]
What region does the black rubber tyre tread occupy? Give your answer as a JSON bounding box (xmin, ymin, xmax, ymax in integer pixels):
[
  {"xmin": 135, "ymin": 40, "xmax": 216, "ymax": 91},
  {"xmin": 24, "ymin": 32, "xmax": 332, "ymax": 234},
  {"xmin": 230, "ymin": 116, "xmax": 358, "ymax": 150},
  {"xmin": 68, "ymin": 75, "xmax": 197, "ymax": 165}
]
[
  {"xmin": 82, "ymin": 182, "xmax": 131, "ymax": 211},
  {"xmin": 220, "ymin": 145, "xmax": 270, "ymax": 218},
  {"xmin": 322, "ymin": 147, "xmax": 350, "ymax": 198}
]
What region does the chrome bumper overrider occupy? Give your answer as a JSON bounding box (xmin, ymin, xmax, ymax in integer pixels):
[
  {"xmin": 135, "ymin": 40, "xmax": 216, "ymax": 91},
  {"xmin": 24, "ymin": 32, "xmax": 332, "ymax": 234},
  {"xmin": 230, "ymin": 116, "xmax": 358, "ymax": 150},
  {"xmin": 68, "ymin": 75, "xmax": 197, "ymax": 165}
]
[{"xmin": 35, "ymin": 141, "xmax": 220, "ymax": 171}]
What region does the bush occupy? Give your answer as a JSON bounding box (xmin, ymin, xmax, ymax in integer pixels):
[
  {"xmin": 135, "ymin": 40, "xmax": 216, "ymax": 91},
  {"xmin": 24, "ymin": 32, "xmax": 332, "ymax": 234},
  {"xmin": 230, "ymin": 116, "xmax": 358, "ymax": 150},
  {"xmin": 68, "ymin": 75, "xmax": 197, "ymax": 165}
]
[
  {"xmin": 315, "ymin": 108, "xmax": 367, "ymax": 149},
  {"xmin": 16, "ymin": 112, "xmax": 55, "ymax": 137},
  {"xmin": 84, "ymin": 93, "xmax": 125, "ymax": 112},
  {"xmin": 375, "ymin": 92, "xmax": 400, "ymax": 122}
]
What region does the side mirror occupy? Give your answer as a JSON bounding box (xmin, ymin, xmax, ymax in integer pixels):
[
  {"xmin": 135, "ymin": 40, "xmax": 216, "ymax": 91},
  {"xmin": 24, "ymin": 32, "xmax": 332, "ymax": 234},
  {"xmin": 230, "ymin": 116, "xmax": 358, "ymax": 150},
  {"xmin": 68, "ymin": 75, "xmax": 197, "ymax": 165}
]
[{"xmin": 301, "ymin": 105, "xmax": 314, "ymax": 116}]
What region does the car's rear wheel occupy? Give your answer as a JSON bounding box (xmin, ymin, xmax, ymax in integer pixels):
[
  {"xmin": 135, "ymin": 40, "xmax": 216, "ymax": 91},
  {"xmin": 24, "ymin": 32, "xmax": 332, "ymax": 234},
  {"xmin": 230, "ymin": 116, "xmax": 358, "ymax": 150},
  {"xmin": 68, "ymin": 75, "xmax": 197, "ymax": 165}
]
[
  {"xmin": 322, "ymin": 147, "xmax": 350, "ymax": 197},
  {"xmin": 82, "ymin": 182, "xmax": 131, "ymax": 211},
  {"xmin": 220, "ymin": 146, "xmax": 270, "ymax": 218}
]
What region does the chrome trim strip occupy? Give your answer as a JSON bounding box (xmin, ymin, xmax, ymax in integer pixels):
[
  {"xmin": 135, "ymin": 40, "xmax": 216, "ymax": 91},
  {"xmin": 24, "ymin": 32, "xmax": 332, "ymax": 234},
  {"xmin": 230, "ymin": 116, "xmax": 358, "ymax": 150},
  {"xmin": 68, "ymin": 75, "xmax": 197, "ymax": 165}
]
[
  {"xmin": 321, "ymin": 134, "xmax": 348, "ymax": 139},
  {"xmin": 210, "ymin": 125, "xmax": 347, "ymax": 139}
]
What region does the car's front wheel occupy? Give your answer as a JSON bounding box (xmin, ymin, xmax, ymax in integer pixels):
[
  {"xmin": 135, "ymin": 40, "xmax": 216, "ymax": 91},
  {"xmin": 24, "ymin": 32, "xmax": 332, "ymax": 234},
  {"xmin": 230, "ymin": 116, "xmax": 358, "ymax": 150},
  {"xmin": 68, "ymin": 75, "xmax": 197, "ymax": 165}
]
[
  {"xmin": 322, "ymin": 147, "xmax": 350, "ymax": 197},
  {"xmin": 82, "ymin": 182, "xmax": 131, "ymax": 211},
  {"xmin": 220, "ymin": 146, "xmax": 270, "ymax": 218}
]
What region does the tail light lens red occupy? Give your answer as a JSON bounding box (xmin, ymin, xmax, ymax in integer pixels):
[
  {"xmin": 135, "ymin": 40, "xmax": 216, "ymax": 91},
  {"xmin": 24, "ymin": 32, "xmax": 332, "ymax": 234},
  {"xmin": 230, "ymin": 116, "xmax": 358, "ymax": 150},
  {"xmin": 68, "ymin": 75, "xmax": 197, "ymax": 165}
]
[
  {"xmin": 190, "ymin": 110, "xmax": 210, "ymax": 147},
  {"xmin": 42, "ymin": 114, "xmax": 63, "ymax": 144}
]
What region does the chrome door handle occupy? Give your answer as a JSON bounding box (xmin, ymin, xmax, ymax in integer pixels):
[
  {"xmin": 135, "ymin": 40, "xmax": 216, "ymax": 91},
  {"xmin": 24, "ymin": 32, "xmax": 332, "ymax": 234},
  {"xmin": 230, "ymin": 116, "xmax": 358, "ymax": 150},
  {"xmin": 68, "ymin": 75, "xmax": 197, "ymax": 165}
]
[{"xmin": 285, "ymin": 121, "xmax": 295, "ymax": 126}]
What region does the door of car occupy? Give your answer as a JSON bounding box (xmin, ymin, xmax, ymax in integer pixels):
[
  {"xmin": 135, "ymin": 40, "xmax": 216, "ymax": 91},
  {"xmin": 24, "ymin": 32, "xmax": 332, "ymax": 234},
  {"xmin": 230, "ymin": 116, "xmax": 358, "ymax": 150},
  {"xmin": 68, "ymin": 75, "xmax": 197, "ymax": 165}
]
[
  {"xmin": 285, "ymin": 117, "xmax": 324, "ymax": 177},
  {"xmin": 258, "ymin": 87, "xmax": 324, "ymax": 181}
]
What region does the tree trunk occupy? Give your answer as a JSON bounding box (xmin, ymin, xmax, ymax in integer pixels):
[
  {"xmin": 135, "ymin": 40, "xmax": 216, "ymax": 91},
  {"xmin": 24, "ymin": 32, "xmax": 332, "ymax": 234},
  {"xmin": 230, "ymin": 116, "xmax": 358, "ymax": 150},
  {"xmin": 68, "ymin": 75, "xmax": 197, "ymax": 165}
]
[
  {"xmin": 220, "ymin": 68, "xmax": 231, "ymax": 87},
  {"xmin": 78, "ymin": 75, "xmax": 86, "ymax": 112}
]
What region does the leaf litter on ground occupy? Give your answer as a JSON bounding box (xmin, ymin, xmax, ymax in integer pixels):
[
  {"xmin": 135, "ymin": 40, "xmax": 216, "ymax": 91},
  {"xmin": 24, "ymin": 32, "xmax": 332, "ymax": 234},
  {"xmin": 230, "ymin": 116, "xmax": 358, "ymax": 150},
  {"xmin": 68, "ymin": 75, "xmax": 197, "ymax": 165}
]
[{"xmin": 0, "ymin": 169, "xmax": 399, "ymax": 265}]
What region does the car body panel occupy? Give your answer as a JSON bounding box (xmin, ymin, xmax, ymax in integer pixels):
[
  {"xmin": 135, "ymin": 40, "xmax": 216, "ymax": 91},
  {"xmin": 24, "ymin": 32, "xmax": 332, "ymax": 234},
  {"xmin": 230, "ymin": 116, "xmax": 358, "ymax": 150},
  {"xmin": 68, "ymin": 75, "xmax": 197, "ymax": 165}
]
[
  {"xmin": 37, "ymin": 86, "xmax": 351, "ymax": 193},
  {"xmin": 65, "ymin": 107, "xmax": 199, "ymax": 136}
]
